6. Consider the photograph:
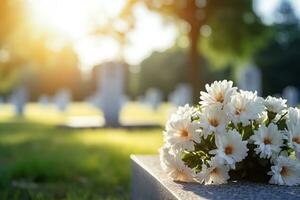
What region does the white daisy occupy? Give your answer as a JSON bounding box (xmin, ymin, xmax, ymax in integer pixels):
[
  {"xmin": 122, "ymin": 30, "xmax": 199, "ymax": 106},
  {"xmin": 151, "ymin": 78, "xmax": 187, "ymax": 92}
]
[
  {"xmin": 268, "ymin": 156, "xmax": 300, "ymax": 186},
  {"xmin": 159, "ymin": 146, "xmax": 195, "ymax": 182},
  {"xmin": 200, "ymin": 80, "xmax": 237, "ymax": 108},
  {"xmin": 175, "ymin": 104, "xmax": 198, "ymax": 119},
  {"xmin": 164, "ymin": 115, "xmax": 200, "ymax": 151},
  {"xmin": 198, "ymin": 106, "xmax": 228, "ymax": 139},
  {"xmin": 195, "ymin": 157, "xmax": 230, "ymax": 185},
  {"xmin": 250, "ymin": 123, "xmax": 284, "ymax": 159},
  {"xmin": 287, "ymin": 107, "xmax": 300, "ymax": 127},
  {"xmin": 264, "ymin": 96, "xmax": 287, "ymax": 114},
  {"xmin": 286, "ymin": 122, "xmax": 300, "ymax": 153},
  {"xmin": 210, "ymin": 130, "xmax": 248, "ymax": 169},
  {"xmin": 225, "ymin": 90, "xmax": 265, "ymax": 126}
]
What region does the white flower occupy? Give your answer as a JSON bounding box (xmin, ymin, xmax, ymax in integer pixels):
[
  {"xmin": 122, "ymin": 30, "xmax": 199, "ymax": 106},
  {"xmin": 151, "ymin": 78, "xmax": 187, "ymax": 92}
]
[
  {"xmin": 225, "ymin": 90, "xmax": 265, "ymax": 126},
  {"xmin": 195, "ymin": 157, "xmax": 230, "ymax": 185},
  {"xmin": 268, "ymin": 156, "xmax": 300, "ymax": 186},
  {"xmin": 287, "ymin": 107, "xmax": 300, "ymax": 127},
  {"xmin": 264, "ymin": 96, "xmax": 287, "ymax": 114},
  {"xmin": 286, "ymin": 122, "xmax": 300, "ymax": 153},
  {"xmin": 175, "ymin": 104, "xmax": 198, "ymax": 119},
  {"xmin": 210, "ymin": 130, "xmax": 248, "ymax": 169},
  {"xmin": 198, "ymin": 106, "xmax": 228, "ymax": 139},
  {"xmin": 200, "ymin": 80, "xmax": 236, "ymax": 108},
  {"xmin": 256, "ymin": 111, "xmax": 268, "ymax": 124},
  {"xmin": 250, "ymin": 124, "xmax": 284, "ymax": 159},
  {"xmin": 159, "ymin": 146, "xmax": 195, "ymax": 182},
  {"xmin": 164, "ymin": 115, "xmax": 200, "ymax": 151},
  {"xmin": 196, "ymin": 157, "xmax": 230, "ymax": 185}
]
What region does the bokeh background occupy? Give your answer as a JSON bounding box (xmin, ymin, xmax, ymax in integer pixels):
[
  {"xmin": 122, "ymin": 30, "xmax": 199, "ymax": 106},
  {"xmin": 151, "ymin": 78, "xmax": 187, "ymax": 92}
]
[{"xmin": 0, "ymin": 0, "xmax": 300, "ymax": 199}]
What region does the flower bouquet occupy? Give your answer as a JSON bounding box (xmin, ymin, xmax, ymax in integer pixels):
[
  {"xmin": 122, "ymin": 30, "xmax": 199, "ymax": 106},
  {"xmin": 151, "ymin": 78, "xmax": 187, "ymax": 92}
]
[{"xmin": 160, "ymin": 80, "xmax": 300, "ymax": 186}]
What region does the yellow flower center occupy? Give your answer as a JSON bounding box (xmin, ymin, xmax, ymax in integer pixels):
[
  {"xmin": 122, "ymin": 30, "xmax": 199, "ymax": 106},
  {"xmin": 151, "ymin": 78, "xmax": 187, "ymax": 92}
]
[
  {"xmin": 224, "ymin": 145, "xmax": 234, "ymax": 155},
  {"xmin": 263, "ymin": 137, "xmax": 272, "ymax": 145},
  {"xmin": 215, "ymin": 93, "xmax": 224, "ymax": 103},
  {"xmin": 211, "ymin": 168, "xmax": 219, "ymax": 175},
  {"xmin": 235, "ymin": 107, "xmax": 246, "ymax": 115},
  {"xmin": 280, "ymin": 166, "xmax": 288, "ymax": 177},
  {"xmin": 179, "ymin": 128, "xmax": 190, "ymax": 139},
  {"xmin": 208, "ymin": 118, "xmax": 219, "ymax": 127},
  {"xmin": 292, "ymin": 136, "xmax": 300, "ymax": 144}
]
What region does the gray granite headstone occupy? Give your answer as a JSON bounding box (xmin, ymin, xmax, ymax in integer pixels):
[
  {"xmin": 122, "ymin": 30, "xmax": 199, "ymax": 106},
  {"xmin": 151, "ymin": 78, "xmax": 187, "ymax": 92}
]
[
  {"xmin": 99, "ymin": 62, "xmax": 125, "ymax": 127},
  {"xmin": 38, "ymin": 95, "xmax": 49, "ymax": 107},
  {"xmin": 86, "ymin": 92, "xmax": 103, "ymax": 110},
  {"xmin": 131, "ymin": 155, "xmax": 300, "ymax": 200},
  {"xmin": 54, "ymin": 89, "xmax": 71, "ymax": 112},
  {"xmin": 144, "ymin": 88, "xmax": 162, "ymax": 110},
  {"xmin": 283, "ymin": 86, "xmax": 299, "ymax": 107},
  {"xmin": 10, "ymin": 86, "xmax": 28, "ymax": 116},
  {"xmin": 238, "ymin": 64, "xmax": 262, "ymax": 95},
  {"xmin": 168, "ymin": 83, "xmax": 192, "ymax": 106}
]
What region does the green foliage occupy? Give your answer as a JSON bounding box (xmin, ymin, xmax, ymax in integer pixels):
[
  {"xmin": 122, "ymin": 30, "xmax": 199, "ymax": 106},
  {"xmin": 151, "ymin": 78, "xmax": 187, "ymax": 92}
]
[
  {"xmin": 0, "ymin": 103, "xmax": 165, "ymax": 199},
  {"xmin": 136, "ymin": 48, "xmax": 232, "ymax": 98},
  {"xmin": 254, "ymin": 1, "xmax": 300, "ymax": 95},
  {"xmin": 199, "ymin": 0, "xmax": 271, "ymax": 67}
]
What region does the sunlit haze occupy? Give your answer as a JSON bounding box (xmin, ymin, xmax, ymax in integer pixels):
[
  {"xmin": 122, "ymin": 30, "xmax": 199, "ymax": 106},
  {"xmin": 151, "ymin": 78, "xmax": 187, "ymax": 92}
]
[
  {"xmin": 26, "ymin": 0, "xmax": 300, "ymax": 71},
  {"xmin": 26, "ymin": 0, "xmax": 178, "ymax": 71}
]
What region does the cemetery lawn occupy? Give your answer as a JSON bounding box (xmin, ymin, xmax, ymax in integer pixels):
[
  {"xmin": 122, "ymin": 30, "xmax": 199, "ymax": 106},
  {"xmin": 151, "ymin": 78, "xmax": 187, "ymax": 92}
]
[{"xmin": 0, "ymin": 103, "xmax": 166, "ymax": 200}]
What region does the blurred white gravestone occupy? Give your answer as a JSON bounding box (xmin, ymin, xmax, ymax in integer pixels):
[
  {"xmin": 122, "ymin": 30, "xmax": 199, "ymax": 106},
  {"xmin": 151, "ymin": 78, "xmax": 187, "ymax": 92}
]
[
  {"xmin": 99, "ymin": 62, "xmax": 125, "ymax": 127},
  {"xmin": 238, "ymin": 64, "xmax": 262, "ymax": 95},
  {"xmin": 86, "ymin": 92, "xmax": 102, "ymax": 110},
  {"xmin": 144, "ymin": 88, "xmax": 163, "ymax": 110},
  {"xmin": 283, "ymin": 86, "xmax": 299, "ymax": 107},
  {"xmin": 10, "ymin": 86, "xmax": 28, "ymax": 116},
  {"xmin": 168, "ymin": 83, "xmax": 192, "ymax": 106},
  {"xmin": 54, "ymin": 89, "xmax": 71, "ymax": 112},
  {"xmin": 38, "ymin": 95, "xmax": 49, "ymax": 107}
]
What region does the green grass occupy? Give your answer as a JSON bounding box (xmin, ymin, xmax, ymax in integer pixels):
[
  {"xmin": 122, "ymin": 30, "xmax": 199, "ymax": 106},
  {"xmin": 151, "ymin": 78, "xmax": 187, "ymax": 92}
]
[{"xmin": 0, "ymin": 103, "xmax": 169, "ymax": 199}]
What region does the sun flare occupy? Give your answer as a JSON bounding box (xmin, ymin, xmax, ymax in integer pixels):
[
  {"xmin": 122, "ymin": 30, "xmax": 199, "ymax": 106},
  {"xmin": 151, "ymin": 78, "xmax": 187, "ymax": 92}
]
[{"xmin": 26, "ymin": 0, "xmax": 126, "ymax": 40}]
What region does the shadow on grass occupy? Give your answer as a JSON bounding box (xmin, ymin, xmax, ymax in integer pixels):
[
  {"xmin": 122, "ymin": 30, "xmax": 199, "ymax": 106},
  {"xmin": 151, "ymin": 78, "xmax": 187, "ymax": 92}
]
[{"xmin": 0, "ymin": 121, "xmax": 158, "ymax": 200}]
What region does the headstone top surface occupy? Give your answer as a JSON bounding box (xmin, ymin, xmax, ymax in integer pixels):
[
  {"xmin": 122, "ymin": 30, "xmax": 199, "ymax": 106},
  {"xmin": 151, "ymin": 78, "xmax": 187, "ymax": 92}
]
[{"xmin": 131, "ymin": 155, "xmax": 300, "ymax": 200}]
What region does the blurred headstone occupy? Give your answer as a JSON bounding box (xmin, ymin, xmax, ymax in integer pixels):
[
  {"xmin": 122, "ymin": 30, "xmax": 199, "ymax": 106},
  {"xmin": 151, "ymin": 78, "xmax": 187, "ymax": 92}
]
[
  {"xmin": 238, "ymin": 64, "xmax": 262, "ymax": 95},
  {"xmin": 144, "ymin": 88, "xmax": 163, "ymax": 110},
  {"xmin": 54, "ymin": 89, "xmax": 71, "ymax": 112},
  {"xmin": 296, "ymin": 151, "xmax": 300, "ymax": 160},
  {"xmin": 10, "ymin": 86, "xmax": 28, "ymax": 116},
  {"xmin": 168, "ymin": 83, "xmax": 192, "ymax": 106},
  {"xmin": 38, "ymin": 95, "xmax": 49, "ymax": 107},
  {"xmin": 121, "ymin": 94, "xmax": 129, "ymax": 107},
  {"xmin": 86, "ymin": 92, "xmax": 102, "ymax": 109},
  {"xmin": 283, "ymin": 86, "xmax": 299, "ymax": 107},
  {"xmin": 99, "ymin": 62, "xmax": 125, "ymax": 127}
]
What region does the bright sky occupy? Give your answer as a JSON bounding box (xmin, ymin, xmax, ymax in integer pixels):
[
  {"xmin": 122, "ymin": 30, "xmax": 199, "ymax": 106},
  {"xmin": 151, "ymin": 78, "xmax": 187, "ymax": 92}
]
[
  {"xmin": 26, "ymin": 0, "xmax": 177, "ymax": 71},
  {"xmin": 26, "ymin": 0, "xmax": 299, "ymax": 72},
  {"xmin": 254, "ymin": 0, "xmax": 300, "ymax": 24}
]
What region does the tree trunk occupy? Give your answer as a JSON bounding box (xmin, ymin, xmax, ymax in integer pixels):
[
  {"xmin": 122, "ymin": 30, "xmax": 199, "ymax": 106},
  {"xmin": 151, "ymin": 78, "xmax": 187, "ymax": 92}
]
[{"xmin": 188, "ymin": 26, "xmax": 201, "ymax": 104}]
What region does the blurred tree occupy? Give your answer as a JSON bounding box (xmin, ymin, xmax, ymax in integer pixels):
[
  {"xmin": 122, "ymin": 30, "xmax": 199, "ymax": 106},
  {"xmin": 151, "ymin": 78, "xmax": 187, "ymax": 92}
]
[
  {"xmin": 134, "ymin": 47, "xmax": 232, "ymax": 99},
  {"xmin": 255, "ymin": 0, "xmax": 300, "ymax": 95},
  {"xmin": 0, "ymin": 0, "xmax": 26, "ymax": 94},
  {"xmin": 122, "ymin": 0, "xmax": 269, "ymax": 102}
]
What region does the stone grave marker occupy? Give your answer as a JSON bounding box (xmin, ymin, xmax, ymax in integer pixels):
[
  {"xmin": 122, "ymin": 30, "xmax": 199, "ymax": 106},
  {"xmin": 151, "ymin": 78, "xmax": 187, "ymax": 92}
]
[
  {"xmin": 10, "ymin": 86, "xmax": 28, "ymax": 116},
  {"xmin": 238, "ymin": 64, "xmax": 262, "ymax": 95},
  {"xmin": 98, "ymin": 62, "xmax": 125, "ymax": 127},
  {"xmin": 131, "ymin": 155, "xmax": 300, "ymax": 200},
  {"xmin": 144, "ymin": 88, "xmax": 163, "ymax": 110},
  {"xmin": 86, "ymin": 92, "xmax": 103, "ymax": 110},
  {"xmin": 168, "ymin": 83, "xmax": 192, "ymax": 106},
  {"xmin": 54, "ymin": 89, "xmax": 71, "ymax": 112},
  {"xmin": 283, "ymin": 86, "xmax": 299, "ymax": 107},
  {"xmin": 38, "ymin": 95, "xmax": 49, "ymax": 107}
]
